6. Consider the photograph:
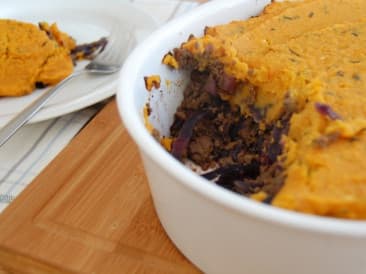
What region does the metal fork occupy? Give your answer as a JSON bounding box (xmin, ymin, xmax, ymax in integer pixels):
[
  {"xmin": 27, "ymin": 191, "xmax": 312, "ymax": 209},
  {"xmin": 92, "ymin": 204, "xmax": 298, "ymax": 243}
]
[{"xmin": 0, "ymin": 26, "xmax": 133, "ymax": 147}]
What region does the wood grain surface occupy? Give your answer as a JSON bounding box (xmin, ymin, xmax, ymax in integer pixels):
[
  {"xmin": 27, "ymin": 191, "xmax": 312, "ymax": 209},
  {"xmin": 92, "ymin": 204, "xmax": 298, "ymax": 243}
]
[{"xmin": 0, "ymin": 100, "xmax": 200, "ymax": 273}]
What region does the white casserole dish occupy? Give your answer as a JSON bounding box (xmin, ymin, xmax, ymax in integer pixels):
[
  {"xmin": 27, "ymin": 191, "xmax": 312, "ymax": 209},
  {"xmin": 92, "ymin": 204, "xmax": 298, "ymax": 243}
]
[{"xmin": 117, "ymin": 1, "xmax": 366, "ymax": 273}]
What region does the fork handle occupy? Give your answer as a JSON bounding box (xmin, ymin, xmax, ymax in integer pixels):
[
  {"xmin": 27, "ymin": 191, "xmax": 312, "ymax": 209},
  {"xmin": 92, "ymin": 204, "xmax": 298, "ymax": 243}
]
[{"xmin": 0, "ymin": 71, "xmax": 82, "ymax": 147}]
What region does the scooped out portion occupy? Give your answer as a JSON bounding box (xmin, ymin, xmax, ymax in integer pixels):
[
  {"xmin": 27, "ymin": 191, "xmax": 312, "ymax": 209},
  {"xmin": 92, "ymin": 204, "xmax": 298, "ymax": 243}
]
[
  {"xmin": 0, "ymin": 19, "xmax": 107, "ymax": 97},
  {"xmin": 158, "ymin": 0, "xmax": 366, "ymax": 219}
]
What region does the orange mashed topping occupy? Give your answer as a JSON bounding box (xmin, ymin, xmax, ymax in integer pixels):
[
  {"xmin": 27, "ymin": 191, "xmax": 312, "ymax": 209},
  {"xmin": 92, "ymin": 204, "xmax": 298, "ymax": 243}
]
[
  {"xmin": 0, "ymin": 19, "xmax": 76, "ymax": 96},
  {"xmin": 144, "ymin": 75, "xmax": 161, "ymax": 91},
  {"xmin": 170, "ymin": 0, "xmax": 366, "ymax": 219}
]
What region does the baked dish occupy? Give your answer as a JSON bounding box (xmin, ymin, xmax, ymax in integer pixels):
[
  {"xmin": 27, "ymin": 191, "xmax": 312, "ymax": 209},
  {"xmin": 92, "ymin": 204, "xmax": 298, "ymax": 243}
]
[
  {"xmin": 158, "ymin": 0, "xmax": 366, "ymax": 219},
  {"xmin": 0, "ymin": 19, "xmax": 106, "ymax": 97}
]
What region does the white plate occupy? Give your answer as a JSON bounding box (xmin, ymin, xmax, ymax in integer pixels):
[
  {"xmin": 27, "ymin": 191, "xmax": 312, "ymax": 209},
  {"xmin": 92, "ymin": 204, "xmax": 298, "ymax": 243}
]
[{"xmin": 0, "ymin": 0, "xmax": 158, "ymax": 126}]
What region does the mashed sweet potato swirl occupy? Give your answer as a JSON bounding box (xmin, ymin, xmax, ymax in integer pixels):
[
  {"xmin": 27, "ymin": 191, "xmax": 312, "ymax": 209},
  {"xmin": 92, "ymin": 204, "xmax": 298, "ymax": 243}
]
[{"xmin": 0, "ymin": 19, "xmax": 75, "ymax": 96}]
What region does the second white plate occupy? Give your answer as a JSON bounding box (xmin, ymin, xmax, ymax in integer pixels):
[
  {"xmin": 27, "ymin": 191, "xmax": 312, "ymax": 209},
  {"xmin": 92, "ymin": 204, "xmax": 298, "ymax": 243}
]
[{"xmin": 0, "ymin": 0, "xmax": 158, "ymax": 126}]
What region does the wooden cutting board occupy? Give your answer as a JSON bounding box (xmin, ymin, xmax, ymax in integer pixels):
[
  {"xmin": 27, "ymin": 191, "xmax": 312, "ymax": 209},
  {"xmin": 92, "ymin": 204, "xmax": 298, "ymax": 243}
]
[{"xmin": 0, "ymin": 99, "xmax": 200, "ymax": 273}]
